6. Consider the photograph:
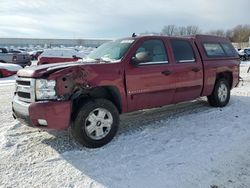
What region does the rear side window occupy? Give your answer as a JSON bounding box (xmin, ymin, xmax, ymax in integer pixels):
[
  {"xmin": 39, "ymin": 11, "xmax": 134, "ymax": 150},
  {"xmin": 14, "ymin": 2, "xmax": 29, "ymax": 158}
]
[
  {"xmin": 221, "ymin": 43, "xmax": 237, "ymax": 56},
  {"xmin": 203, "ymin": 42, "xmax": 237, "ymax": 57},
  {"xmin": 171, "ymin": 40, "xmax": 195, "ymax": 63},
  {"xmin": 203, "ymin": 43, "xmax": 225, "ymax": 57}
]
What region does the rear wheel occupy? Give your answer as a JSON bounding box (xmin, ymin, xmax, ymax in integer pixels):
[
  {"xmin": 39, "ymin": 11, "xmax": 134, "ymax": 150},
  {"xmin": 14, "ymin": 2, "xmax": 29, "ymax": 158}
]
[
  {"xmin": 207, "ymin": 78, "xmax": 230, "ymax": 107},
  {"xmin": 71, "ymin": 99, "xmax": 119, "ymax": 148}
]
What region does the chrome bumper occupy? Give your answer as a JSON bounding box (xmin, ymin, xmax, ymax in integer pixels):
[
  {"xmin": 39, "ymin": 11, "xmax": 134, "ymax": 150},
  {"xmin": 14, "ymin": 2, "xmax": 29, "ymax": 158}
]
[
  {"xmin": 12, "ymin": 95, "xmax": 30, "ymax": 116},
  {"xmin": 12, "ymin": 95, "xmax": 31, "ymax": 126}
]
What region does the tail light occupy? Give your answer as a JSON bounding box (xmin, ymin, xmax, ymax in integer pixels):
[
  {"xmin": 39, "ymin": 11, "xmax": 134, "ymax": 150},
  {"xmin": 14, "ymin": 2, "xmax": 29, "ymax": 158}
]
[{"xmin": 12, "ymin": 55, "xmax": 17, "ymax": 63}]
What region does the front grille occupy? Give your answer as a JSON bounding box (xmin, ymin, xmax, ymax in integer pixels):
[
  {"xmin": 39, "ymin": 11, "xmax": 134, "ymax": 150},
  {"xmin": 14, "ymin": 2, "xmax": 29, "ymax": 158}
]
[
  {"xmin": 16, "ymin": 77, "xmax": 35, "ymax": 103},
  {"xmin": 17, "ymin": 92, "xmax": 31, "ymax": 98},
  {"xmin": 16, "ymin": 80, "xmax": 30, "ymax": 86}
]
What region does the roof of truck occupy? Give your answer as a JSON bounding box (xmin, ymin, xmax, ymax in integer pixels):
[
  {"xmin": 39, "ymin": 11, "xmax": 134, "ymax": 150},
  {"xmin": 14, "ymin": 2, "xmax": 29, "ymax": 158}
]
[
  {"xmin": 124, "ymin": 34, "xmax": 230, "ymax": 42},
  {"xmin": 121, "ymin": 34, "xmax": 237, "ymax": 60}
]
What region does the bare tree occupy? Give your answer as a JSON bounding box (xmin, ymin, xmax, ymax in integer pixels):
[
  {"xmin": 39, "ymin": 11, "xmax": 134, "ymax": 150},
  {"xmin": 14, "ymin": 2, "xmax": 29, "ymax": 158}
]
[
  {"xmin": 206, "ymin": 29, "xmax": 226, "ymax": 37},
  {"xmin": 230, "ymin": 24, "xmax": 250, "ymax": 42},
  {"xmin": 225, "ymin": 29, "xmax": 234, "ymax": 39},
  {"xmin": 177, "ymin": 26, "xmax": 187, "ymax": 36},
  {"xmin": 185, "ymin": 25, "xmax": 201, "ymax": 35},
  {"xmin": 161, "ymin": 25, "xmax": 201, "ymax": 36},
  {"xmin": 158, "ymin": 24, "xmax": 249, "ymax": 43},
  {"xmin": 161, "ymin": 25, "xmax": 176, "ymax": 36}
]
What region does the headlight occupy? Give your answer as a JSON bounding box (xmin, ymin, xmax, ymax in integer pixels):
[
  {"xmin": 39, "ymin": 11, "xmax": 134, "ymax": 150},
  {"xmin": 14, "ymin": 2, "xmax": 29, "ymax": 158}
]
[{"xmin": 36, "ymin": 79, "xmax": 56, "ymax": 100}]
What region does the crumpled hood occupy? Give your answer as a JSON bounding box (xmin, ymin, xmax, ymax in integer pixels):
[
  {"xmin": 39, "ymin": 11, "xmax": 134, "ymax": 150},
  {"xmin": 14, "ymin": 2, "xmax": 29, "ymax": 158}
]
[{"xmin": 17, "ymin": 61, "xmax": 95, "ymax": 78}]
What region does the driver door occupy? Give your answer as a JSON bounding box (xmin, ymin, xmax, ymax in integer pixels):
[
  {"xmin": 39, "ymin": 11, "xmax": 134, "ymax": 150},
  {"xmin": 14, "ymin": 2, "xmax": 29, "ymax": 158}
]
[{"xmin": 125, "ymin": 38, "xmax": 176, "ymax": 112}]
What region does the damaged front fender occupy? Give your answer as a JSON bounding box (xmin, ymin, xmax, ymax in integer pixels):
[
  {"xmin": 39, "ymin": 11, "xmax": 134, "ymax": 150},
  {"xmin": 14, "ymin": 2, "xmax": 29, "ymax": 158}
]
[{"xmin": 48, "ymin": 66, "xmax": 90, "ymax": 100}]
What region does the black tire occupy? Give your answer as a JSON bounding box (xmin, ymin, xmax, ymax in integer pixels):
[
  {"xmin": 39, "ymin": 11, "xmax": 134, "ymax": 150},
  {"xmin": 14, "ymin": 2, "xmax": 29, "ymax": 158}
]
[
  {"xmin": 207, "ymin": 78, "xmax": 230, "ymax": 107},
  {"xmin": 71, "ymin": 98, "xmax": 119, "ymax": 148},
  {"xmin": 240, "ymin": 56, "xmax": 245, "ymax": 61}
]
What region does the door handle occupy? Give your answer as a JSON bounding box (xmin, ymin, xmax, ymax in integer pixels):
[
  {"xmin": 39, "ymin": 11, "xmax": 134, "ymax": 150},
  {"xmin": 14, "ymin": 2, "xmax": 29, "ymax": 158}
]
[
  {"xmin": 161, "ymin": 70, "xmax": 172, "ymax": 76},
  {"xmin": 192, "ymin": 68, "xmax": 201, "ymax": 72}
]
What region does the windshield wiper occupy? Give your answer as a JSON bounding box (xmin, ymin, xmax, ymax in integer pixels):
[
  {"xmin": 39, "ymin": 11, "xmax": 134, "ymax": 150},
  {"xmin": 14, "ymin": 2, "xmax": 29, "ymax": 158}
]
[
  {"xmin": 82, "ymin": 57, "xmax": 117, "ymax": 63},
  {"xmin": 95, "ymin": 57, "xmax": 114, "ymax": 62}
]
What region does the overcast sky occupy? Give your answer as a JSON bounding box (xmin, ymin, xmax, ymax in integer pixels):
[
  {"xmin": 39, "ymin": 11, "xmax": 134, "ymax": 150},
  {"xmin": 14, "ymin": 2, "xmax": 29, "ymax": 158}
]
[{"xmin": 0, "ymin": 0, "xmax": 249, "ymax": 39}]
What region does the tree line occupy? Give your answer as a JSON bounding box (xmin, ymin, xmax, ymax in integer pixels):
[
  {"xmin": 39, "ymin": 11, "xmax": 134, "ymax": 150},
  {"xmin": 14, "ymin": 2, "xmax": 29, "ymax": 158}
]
[{"xmin": 144, "ymin": 24, "xmax": 250, "ymax": 43}]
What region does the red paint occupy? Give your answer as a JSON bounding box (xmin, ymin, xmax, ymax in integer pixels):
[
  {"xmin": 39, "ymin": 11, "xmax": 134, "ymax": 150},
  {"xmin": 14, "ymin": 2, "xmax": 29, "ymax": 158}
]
[
  {"xmin": 38, "ymin": 57, "xmax": 80, "ymax": 65},
  {"xmin": 0, "ymin": 68, "xmax": 17, "ymax": 77},
  {"xmin": 14, "ymin": 35, "xmax": 240, "ymax": 130},
  {"xmin": 29, "ymin": 101, "xmax": 71, "ymax": 130}
]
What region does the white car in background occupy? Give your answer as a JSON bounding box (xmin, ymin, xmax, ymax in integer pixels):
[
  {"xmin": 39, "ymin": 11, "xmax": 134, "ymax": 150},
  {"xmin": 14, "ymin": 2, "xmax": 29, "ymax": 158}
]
[
  {"xmin": 37, "ymin": 48, "xmax": 91, "ymax": 65},
  {"xmin": 239, "ymin": 48, "xmax": 250, "ymax": 61},
  {"xmin": 0, "ymin": 63, "xmax": 22, "ymax": 77}
]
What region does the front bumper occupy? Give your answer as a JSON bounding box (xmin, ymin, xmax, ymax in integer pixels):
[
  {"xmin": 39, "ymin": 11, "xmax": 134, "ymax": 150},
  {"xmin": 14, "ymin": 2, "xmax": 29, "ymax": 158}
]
[{"xmin": 12, "ymin": 95, "xmax": 72, "ymax": 130}]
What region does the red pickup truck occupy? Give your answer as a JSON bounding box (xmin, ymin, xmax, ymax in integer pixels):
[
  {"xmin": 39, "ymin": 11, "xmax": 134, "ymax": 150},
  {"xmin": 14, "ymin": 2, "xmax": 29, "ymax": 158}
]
[{"xmin": 12, "ymin": 35, "xmax": 240, "ymax": 148}]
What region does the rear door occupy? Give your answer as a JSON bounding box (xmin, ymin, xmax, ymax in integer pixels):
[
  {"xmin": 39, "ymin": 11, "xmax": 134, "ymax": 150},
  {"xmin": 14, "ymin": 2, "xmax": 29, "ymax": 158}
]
[
  {"xmin": 125, "ymin": 38, "xmax": 176, "ymax": 112},
  {"xmin": 170, "ymin": 39, "xmax": 203, "ymax": 103}
]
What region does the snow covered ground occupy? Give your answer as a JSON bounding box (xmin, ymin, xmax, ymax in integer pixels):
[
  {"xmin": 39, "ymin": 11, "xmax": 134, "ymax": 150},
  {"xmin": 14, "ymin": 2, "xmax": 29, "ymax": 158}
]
[
  {"xmin": 0, "ymin": 75, "xmax": 16, "ymax": 86},
  {"xmin": 0, "ymin": 64, "xmax": 250, "ymax": 187}
]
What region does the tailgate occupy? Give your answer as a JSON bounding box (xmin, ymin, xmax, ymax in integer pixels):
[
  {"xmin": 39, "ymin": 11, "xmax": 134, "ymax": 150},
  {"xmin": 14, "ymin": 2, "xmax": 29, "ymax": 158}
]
[{"xmin": 16, "ymin": 54, "xmax": 30, "ymax": 62}]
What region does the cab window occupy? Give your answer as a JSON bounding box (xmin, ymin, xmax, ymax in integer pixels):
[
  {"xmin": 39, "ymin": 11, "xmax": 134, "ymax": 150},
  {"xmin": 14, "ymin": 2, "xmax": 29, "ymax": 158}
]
[
  {"xmin": 133, "ymin": 39, "xmax": 168, "ymax": 65},
  {"xmin": 171, "ymin": 40, "xmax": 195, "ymax": 63}
]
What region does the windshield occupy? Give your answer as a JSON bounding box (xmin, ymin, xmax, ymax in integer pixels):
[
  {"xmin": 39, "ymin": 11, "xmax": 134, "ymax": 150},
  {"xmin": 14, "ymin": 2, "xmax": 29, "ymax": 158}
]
[{"xmin": 87, "ymin": 39, "xmax": 134, "ymax": 61}]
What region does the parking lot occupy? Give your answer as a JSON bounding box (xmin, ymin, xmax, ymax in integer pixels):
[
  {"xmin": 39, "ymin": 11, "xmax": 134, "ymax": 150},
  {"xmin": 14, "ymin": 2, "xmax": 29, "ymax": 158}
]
[{"xmin": 0, "ymin": 64, "xmax": 250, "ymax": 187}]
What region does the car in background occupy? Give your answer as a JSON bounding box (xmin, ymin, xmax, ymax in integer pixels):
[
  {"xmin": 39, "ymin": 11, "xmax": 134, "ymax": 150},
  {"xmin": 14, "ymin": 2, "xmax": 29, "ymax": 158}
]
[
  {"xmin": 9, "ymin": 49, "xmax": 23, "ymax": 53},
  {"xmin": 37, "ymin": 48, "xmax": 84, "ymax": 65},
  {"xmin": 247, "ymin": 48, "xmax": 250, "ymax": 54},
  {"xmin": 237, "ymin": 50, "xmax": 248, "ymax": 61},
  {"xmin": 0, "ymin": 48, "xmax": 31, "ymax": 67},
  {"xmin": 0, "ymin": 62, "xmax": 22, "ymax": 77},
  {"xmin": 241, "ymin": 48, "xmax": 250, "ymax": 59},
  {"xmin": 29, "ymin": 50, "xmax": 43, "ymax": 60}
]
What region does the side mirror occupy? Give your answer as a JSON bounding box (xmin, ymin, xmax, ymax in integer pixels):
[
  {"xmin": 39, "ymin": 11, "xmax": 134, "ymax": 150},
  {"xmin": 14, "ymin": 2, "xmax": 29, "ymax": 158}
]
[{"xmin": 131, "ymin": 51, "xmax": 151, "ymax": 66}]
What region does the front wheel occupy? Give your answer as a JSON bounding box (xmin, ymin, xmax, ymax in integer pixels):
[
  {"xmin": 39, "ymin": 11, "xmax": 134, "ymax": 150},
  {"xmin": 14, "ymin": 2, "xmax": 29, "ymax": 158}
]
[
  {"xmin": 71, "ymin": 99, "xmax": 119, "ymax": 148},
  {"xmin": 207, "ymin": 78, "xmax": 230, "ymax": 107}
]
